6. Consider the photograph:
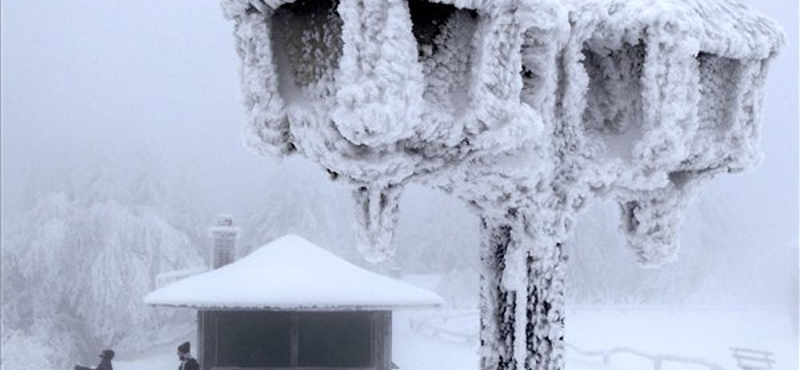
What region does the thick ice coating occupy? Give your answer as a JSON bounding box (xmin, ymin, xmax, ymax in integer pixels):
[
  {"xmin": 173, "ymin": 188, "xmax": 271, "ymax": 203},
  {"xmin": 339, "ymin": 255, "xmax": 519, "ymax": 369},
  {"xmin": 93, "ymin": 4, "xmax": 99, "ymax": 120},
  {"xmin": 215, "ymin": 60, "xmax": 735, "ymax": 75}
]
[
  {"xmin": 222, "ymin": 0, "xmax": 780, "ymax": 265},
  {"xmin": 221, "ymin": 0, "xmax": 782, "ymax": 368}
]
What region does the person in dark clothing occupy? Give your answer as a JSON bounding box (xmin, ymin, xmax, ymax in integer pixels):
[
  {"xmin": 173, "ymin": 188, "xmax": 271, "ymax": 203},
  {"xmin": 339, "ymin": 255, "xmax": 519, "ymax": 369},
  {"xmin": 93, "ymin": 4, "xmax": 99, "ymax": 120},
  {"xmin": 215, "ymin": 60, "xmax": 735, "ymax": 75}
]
[
  {"xmin": 74, "ymin": 349, "xmax": 114, "ymax": 370},
  {"xmin": 177, "ymin": 341, "xmax": 200, "ymax": 370}
]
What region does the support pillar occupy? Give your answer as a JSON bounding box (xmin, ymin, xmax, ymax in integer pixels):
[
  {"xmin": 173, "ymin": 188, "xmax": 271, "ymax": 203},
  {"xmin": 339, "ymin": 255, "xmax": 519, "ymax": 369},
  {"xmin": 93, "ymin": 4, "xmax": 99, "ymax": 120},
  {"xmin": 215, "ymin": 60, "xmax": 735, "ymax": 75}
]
[
  {"xmin": 479, "ymin": 220, "xmax": 516, "ymax": 370},
  {"xmin": 525, "ymin": 244, "xmax": 566, "ymax": 370},
  {"xmin": 479, "ymin": 218, "xmax": 567, "ymax": 370}
]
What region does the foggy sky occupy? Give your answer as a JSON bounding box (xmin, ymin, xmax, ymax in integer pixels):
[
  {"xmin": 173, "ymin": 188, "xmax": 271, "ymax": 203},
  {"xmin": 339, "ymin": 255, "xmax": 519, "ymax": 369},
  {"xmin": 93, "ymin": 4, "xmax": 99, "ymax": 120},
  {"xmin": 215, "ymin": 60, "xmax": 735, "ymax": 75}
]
[
  {"xmin": 2, "ymin": 0, "xmax": 797, "ymax": 260},
  {"xmin": 1, "ymin": 0, "xmax": 273, "ymax": 217}
]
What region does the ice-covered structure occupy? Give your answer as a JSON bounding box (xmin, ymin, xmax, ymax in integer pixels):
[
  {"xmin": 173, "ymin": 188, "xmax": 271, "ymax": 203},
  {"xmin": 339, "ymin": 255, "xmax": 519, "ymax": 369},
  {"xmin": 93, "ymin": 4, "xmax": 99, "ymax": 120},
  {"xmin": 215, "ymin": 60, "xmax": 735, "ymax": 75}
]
[
  {"xmin": 146, "ymin": 234, "xmax": 443, "ymax": 370},
  {"xmin": 220, "ymin": 0, "xmax": 783, "ymax": 369}
]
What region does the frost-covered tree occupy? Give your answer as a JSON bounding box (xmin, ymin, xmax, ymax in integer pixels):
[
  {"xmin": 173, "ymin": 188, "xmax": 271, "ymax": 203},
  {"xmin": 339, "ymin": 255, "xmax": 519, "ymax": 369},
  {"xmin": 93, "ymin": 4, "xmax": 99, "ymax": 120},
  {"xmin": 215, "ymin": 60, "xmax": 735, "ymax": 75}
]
[
  {"xmin": 1, "ymin": 175, "xmax": 203, "ymax": 369},
  {"xmin": 220, "ymin": 0, "xmax": 783, "ymax": 368},
  {"xmin": 242, "ymin": 157, "xmax": 360, "ymax": 258}
]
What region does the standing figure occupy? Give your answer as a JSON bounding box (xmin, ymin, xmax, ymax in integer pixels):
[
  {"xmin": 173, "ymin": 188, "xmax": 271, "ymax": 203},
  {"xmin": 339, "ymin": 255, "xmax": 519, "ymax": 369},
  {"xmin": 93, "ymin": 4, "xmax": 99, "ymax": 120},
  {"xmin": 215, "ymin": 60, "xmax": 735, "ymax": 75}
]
[
  {"xmin": 177, "ymin": 341, "xmax": 200, "ymax": 370},
  {"xmin": 74, "ymin": 349, "xmax": 114, "ymax": 370}
]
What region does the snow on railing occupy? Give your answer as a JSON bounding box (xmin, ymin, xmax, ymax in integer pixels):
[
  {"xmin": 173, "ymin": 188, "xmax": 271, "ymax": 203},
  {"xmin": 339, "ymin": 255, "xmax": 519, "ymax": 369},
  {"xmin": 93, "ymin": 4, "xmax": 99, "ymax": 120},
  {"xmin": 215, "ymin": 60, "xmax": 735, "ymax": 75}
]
[
  {"xmin": 408, "ymin": 311, "xmax": 478, "ymax": 344},
  {"xmin": 730, "ymin": 347, "xmax": 776, "ymax": 370},
  {"xmin": 409, "ymin": 310, "xmax": 735, "ymax": 370},
  {"xmin": 408, "ymin": 311, "xmax": 477, "ymax": 343},
  {"xmin": 565, "ymin": 343, "xmax": 726, "ymax": 370}
]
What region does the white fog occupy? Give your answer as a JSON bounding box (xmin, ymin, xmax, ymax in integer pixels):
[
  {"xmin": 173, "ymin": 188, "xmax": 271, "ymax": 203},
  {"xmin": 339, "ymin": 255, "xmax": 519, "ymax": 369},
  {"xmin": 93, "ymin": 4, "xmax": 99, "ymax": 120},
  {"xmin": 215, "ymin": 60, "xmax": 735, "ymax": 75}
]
[{"xmin": 1, "ymin": 0, "xmax": 797, "ymax": 369}]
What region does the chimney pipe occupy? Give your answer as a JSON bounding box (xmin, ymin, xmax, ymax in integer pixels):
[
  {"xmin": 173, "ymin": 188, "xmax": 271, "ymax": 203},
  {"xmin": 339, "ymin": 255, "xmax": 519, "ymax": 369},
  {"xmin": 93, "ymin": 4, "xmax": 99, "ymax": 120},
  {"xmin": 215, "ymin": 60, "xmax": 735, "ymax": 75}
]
[{"xmin": 209, "ymin": 214, "xmax": 240, "ymax": 269}]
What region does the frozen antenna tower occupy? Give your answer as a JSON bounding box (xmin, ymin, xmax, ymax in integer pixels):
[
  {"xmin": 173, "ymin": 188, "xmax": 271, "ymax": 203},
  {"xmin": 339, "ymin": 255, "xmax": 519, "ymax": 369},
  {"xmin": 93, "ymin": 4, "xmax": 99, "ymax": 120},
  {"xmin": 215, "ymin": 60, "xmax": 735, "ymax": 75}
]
[{"xmin": 220, "ymin": 0, "xmax": 783, "ymax": 368}]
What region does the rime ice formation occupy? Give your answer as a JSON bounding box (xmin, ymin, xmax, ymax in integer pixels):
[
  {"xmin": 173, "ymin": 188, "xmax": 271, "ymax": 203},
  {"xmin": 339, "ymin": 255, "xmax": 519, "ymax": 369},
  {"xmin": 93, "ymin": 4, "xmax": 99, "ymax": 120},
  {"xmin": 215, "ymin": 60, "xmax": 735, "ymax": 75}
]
[{"xmin": 220, "ymin": 0, "xmax": 783, "ymax": 369}]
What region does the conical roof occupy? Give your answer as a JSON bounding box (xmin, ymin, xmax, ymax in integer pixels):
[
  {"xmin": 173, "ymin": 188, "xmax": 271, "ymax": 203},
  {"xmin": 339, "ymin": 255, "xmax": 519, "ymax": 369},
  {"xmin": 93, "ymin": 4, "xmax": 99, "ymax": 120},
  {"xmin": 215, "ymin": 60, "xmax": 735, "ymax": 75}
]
[{"xmin": 144, "ymin": 234, "xmax": 443, "ymax": 310}]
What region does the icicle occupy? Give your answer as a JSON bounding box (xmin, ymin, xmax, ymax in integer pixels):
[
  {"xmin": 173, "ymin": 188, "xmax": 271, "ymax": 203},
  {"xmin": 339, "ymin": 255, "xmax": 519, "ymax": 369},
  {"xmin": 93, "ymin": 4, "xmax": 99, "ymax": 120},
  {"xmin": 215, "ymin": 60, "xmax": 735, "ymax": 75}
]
[
  {"xmin": 618, "ymin": 186, "xmax": 689, "ymax": 267},
  {"xmin": 617, "ymin": 168, "xmax": 719, "ymax": 267},
  {"xmin": 352, "ymin": 183, "xmax": 403, "ymax": 263},
  {"xmin": 502, "ymin": 245, "xmax": 529, "ymax": 370},
  {"xmin": 619, "ymin": 198, "xmax": 678, "ymax": 266}
]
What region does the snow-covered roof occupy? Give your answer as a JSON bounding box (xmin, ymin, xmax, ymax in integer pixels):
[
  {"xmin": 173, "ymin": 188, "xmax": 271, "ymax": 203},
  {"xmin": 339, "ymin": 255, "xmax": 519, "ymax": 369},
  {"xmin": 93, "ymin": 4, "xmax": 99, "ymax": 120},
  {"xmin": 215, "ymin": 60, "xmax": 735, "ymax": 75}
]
[{"xmin": 144, "ymin": 234, "xmax": 444, "ymax": 310}]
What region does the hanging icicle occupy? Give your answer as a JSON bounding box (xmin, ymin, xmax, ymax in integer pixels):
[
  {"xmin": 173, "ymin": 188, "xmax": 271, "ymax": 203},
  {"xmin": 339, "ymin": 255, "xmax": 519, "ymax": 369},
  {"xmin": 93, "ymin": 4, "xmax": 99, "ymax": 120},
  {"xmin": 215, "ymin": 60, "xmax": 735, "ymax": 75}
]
[{"xmin": 352, "ymin": 183, "xmax": 404, "ymax": 263}]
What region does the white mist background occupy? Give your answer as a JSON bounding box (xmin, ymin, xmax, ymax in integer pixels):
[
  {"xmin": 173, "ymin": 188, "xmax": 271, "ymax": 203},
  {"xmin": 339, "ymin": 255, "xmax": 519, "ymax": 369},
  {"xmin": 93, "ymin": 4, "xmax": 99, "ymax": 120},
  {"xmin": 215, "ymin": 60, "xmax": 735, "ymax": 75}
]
[{"xmin": 1, "ymin": 0, "xmax": 797, "ymax": 367}]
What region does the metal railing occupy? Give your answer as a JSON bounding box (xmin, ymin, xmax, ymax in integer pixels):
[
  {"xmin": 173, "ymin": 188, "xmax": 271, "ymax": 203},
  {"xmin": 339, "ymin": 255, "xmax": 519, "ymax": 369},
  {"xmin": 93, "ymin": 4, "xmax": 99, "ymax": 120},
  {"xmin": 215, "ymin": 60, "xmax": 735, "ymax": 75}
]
[
  {"xmin": 730, "ymin": 347, "xmax": 776, "ymax": 370},
  {"xmin": 407, "ymin": 310, "xmax": 753, "ymax": 370},
  {"xmin": 565, "ymin": 343, "xmax": 726, "ymax": 370}
]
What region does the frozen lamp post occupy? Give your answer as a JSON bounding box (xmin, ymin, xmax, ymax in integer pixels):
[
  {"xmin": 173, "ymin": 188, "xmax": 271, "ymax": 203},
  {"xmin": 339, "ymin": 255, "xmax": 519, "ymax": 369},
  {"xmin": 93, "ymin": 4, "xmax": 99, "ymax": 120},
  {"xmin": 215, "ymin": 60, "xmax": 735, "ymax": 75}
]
[{"xmin": 220, "ymin": 0, "xmax": 783, "ymax": 369}]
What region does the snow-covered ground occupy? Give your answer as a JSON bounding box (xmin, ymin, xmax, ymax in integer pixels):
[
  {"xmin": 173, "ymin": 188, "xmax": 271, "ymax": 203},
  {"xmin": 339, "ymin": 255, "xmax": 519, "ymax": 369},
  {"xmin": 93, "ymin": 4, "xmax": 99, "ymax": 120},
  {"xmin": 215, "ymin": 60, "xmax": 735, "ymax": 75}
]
[
  {"xmin": 396, "ymin": 306, "xmax": 797, "ymax": 370},
  {"xmin": 115, "ymin": 306, "xmax": 796, "ymax": 370}
]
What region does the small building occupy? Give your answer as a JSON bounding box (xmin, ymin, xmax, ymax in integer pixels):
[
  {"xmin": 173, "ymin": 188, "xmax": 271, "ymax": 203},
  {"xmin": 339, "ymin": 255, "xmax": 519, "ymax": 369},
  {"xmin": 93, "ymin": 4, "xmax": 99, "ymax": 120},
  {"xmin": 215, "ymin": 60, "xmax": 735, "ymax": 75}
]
[{"xmin": 145, "ymin": 234, "xmax": 443, "ymax": 370}]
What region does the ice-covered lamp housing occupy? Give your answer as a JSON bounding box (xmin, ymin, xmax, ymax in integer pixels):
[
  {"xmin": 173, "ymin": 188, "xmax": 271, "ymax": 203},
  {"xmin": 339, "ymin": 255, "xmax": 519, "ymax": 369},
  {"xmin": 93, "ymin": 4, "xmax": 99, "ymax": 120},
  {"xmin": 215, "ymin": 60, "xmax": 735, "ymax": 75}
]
[
  {"xmin": 567, "ymin": 0, "xmax": 784, "ymax": 265},
  {"xmin": 223, "ymin": 0, "xmax": 567, "ymax": 261},
  {"xmin": 221, "ymin": 0, "xmax": 783, "ymax": 368}
]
